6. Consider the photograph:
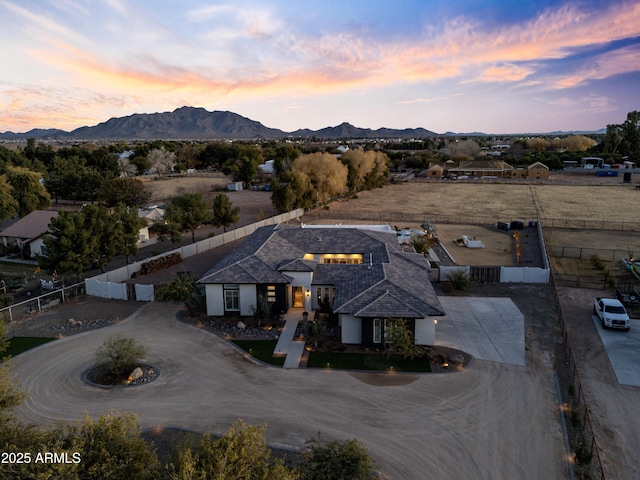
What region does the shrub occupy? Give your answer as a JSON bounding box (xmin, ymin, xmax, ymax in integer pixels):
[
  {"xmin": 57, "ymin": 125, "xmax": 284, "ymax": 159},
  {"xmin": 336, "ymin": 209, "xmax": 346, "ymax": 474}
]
[
  {"xmin": 446, "ymin": 269, "xmax": 470, "ymax": 291},
  {"xmin": 96, "ymin": 334, "xmax": 147, "ymax": 377}
]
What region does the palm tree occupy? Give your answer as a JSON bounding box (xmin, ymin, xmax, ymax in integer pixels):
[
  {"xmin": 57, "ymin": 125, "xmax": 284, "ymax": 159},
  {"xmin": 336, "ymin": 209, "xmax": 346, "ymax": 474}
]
[{"xmin": 156, "ymin": 274, "xmax": 199, "ymax": 316}]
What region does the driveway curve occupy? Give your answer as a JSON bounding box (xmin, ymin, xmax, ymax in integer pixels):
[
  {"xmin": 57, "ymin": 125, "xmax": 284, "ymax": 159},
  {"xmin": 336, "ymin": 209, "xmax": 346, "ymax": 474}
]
[{"xmin": 11, "ymin": 301, "xmax": 566, "ymax": 480}]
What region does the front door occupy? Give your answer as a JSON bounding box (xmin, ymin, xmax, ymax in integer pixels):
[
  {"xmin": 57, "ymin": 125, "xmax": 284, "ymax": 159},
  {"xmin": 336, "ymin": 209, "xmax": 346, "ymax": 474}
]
[{"xmin": 292, "ymin": 287, "xmax": 303, "ymax": 308}]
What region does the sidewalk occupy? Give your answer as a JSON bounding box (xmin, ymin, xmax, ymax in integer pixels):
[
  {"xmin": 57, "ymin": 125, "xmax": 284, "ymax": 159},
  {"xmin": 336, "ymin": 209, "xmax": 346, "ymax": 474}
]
[{"xmin": 273, "ymin": 310, "xmax": 307, "ymax": 368}]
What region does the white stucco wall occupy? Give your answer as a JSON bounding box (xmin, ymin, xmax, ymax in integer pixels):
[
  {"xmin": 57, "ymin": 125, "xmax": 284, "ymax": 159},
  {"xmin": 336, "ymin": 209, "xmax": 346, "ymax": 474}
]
[
  {"xmin": 239, "ymin": 284, "xmax": 256, "ymax": 316},
  {"xmin": 206, "ymin": 284, "xmax": 224, "ymax": 316},
  {"xmin": 340, "ymin": 314, "xmax": 362, "ymax": 344},
  {"xmin": 414, "ymin": 317, "xmax": 436, "ymax": 345},
  {"xmin": 28, "ymin": 237, "xmax": 46, "ymax": 257}
]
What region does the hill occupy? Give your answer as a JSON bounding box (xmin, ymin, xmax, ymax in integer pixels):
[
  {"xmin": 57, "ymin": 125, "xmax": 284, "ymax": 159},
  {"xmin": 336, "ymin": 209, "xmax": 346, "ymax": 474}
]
[{"xmin": 0, "ymin": 106, "xmax": 438, "ymax": 141}]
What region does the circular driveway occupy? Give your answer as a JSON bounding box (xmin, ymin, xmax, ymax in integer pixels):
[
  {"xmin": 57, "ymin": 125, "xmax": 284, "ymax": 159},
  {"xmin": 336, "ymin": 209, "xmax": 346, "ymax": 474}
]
[{"xmin": 11, "ymin": 301, "xmax": 565, "ymax": 480}]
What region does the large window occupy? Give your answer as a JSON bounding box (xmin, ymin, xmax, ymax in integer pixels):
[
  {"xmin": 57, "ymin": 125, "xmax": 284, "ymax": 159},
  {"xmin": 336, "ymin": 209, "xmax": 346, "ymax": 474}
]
[{"xmin": 224, "ymin": 284, "xmax": 240, "ymax": 311}]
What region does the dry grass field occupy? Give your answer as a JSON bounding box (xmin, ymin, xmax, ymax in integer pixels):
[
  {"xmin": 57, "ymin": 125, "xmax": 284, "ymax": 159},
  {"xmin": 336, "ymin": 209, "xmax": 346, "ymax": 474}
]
[
  {"xmin": 143, "ymin": 174, "xmax": 230, "ymax": 203},
  {"xmin": 320, "ymin": 182, "xmax": 640, "ymax": 227}
]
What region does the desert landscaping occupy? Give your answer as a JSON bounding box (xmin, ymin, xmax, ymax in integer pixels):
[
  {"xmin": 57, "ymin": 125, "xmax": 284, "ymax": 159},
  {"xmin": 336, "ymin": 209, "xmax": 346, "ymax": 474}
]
[{"xmin": 6, "ymin": 176, "xmax": 640, "ymax": 479}]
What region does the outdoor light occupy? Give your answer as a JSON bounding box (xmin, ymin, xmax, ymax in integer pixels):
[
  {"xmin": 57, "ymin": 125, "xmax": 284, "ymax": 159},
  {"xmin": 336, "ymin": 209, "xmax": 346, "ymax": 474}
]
[{"xmin": 305, "ymin": 289, "xmax": 311, "ymax": 297}]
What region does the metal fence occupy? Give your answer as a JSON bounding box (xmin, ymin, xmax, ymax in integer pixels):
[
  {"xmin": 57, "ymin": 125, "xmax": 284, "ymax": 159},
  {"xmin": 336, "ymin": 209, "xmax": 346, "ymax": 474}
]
[
  {"xmin": 309, "ymin": 208, "xmax": 640, "ymax": 232},
  {"xmin": 550, "ymin": 270, "xmax": 607, "ymax": 479},
  {"xmin": 548, "ymin": 246, "xmax": 633, "ymax": 261},
  {"xmin": 0, "ymin": 282, "xmax": 85, "ymax": 323}
]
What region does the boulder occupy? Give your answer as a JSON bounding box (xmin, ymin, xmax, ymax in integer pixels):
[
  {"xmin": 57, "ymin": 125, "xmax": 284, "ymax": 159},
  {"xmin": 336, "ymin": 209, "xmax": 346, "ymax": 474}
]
[
  {"xmin": 129, "ymin": 367, "xmax": 143, "ymax": 381},
  {"xmin": 449, "ymin": 354, "xmax": 465, "ymax": 365},
  {"xmin": 236, "ymin": 321, "xmax": 246, "ymax": 329}
]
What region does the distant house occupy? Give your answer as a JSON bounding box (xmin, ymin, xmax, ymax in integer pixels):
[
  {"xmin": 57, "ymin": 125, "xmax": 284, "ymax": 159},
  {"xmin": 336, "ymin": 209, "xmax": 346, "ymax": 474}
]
[
  {"xmin": 0, "ymin": 210, "xmax": 57, "ymax": 258},
  {"xmin": 198, "ymin": 224, "xmax": 445, "ymax": 346},
  {"xmin": 511, "ymin": 162, "xmax": 550, "ymax": 180},
  {"xmin": 447, "ymin": 160, "xmax": 514, "ymax": 178},
  {"xmin": 425, "ymin": 163, "xmax": 445, "ymax": 178}
]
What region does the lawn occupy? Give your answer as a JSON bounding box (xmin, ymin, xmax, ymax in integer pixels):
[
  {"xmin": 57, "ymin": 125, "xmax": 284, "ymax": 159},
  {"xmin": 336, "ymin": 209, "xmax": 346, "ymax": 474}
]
[
  {"xmin": 307, "ymin": 351, "xmax": 431, "ymax": 372},
  {"xmin": 231, "ymin": 340, "xmax": 285, "ymax": 367},
  {"xmin": 4, "ymin": 337, "xmax": 57, "ymax": 358}
]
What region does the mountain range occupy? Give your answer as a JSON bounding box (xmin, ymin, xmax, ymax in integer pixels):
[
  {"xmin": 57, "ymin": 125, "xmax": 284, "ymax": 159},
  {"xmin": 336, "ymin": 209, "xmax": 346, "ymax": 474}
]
[{"xmin": 0, "ymin": 106, "xmax": 438, "ymax": 141}]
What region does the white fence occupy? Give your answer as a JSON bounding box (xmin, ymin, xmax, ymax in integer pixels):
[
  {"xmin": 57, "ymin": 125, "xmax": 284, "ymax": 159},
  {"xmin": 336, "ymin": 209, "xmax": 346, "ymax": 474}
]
[{"xmin": 85, "ymin": 208, "xmax": 305, "ymax": 301}]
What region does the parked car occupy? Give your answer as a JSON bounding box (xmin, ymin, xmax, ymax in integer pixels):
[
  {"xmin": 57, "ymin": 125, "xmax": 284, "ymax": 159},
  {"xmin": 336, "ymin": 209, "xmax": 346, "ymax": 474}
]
[{"xmin": 593, "ymin": 297, "xmax": 631, "ymax": 330}]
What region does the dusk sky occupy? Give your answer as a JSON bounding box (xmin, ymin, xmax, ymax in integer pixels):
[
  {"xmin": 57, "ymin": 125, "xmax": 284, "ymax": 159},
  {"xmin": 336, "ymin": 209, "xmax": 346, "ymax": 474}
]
[{"xmin": 1, "ymin": 0, "xmax": 640, "ymax": 134}]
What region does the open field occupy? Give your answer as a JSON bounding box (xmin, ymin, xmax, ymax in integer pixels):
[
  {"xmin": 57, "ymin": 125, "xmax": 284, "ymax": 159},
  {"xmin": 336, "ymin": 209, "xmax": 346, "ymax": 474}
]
[
  {"xmin": 143, "ymin": 174, "xmax": 231, "ymax": 204},
  {"xmin": 314, "ymin": 182, "xmax": 640, "ymax": 229}
]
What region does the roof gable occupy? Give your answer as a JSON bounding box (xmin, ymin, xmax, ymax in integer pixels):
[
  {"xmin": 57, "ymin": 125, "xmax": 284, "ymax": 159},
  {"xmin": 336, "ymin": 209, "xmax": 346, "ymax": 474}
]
[{"xmin": 0, "ymin": 210, "xmax": 57, "ymax": 240}]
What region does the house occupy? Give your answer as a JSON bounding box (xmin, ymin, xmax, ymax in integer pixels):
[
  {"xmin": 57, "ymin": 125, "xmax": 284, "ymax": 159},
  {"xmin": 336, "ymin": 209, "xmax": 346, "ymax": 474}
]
[
  {"xmin": 198, "ymin": 224, "xmax": 445, "ymax": 346},
  {"xmin": 447, "ymin": 160, "xmax": 514, "ymax": 178},
  {"xmin": 510, "ymin": 162, "xmax": 550, "ymax": 180},
  {"xmin": 0, "ymin": 210, "xmax": 58, "ymax": 258}
]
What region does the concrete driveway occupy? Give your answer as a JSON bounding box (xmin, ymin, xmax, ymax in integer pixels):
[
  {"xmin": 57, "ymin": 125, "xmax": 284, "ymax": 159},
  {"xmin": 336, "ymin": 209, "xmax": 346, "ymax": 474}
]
[
  {"xmin": 10, "ymin": 301, "xmax": 564, "ymax": 480},
  {"xmin": 593, "ymin": 317, "xmax": 640, "ymax": 386},
  {"xmin": 436, "ymin": 297, "xmax": 525, "ymax": 366}
]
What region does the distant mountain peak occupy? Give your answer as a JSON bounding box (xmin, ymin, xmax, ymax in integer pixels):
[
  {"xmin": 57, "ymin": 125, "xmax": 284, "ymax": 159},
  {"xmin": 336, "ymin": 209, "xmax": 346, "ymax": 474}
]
[{"xmin": 0, "ymin": 106, "xmax": 435, "ymax": 140}]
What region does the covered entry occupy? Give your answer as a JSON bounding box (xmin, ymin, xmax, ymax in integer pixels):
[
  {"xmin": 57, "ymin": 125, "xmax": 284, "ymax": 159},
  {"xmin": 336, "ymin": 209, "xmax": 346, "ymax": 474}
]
[{"xmin": 291, "ymin": 286, "xmax": 304, "ymax": 308}]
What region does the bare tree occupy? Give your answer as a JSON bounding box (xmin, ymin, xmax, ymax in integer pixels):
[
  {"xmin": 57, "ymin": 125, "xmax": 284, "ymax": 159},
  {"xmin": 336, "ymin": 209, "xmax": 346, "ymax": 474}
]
[{"xmin": 147, "ymin": 147, "xmax": 176, "ymax": 176}]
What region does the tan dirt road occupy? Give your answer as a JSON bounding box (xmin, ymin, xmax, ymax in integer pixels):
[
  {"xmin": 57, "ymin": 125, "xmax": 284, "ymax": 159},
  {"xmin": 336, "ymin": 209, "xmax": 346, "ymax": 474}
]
[{"xmin": 10, "ymin": 301, "xmax": 566, "ymax": 480}]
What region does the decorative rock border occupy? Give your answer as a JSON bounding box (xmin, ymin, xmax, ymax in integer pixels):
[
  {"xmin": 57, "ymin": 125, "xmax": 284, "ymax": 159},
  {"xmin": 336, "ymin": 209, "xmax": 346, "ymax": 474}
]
[{"xmin": 81, "ymin": 363, "xmax": 160, "ymax": 389}]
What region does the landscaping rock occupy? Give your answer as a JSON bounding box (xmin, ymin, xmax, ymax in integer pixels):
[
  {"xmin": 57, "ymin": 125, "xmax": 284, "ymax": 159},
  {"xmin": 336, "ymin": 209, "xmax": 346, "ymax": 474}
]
[
  {"xmin": 449, "ymin": 354, "xmax": 465, "ymax": 365},
  {"xmin": 236, "ymin": 320, "xmax": 246, "ymax": 329},
  {"xmin": 129, "ymin": 367, "xmax": 143, "ymax": 381}
]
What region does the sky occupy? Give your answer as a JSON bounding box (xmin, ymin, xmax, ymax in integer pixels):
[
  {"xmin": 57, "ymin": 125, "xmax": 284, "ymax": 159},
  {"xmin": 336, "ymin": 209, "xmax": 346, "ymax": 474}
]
[{"xmin": 1, "ymin": 0, "xmax": 640, "ymax": 135}]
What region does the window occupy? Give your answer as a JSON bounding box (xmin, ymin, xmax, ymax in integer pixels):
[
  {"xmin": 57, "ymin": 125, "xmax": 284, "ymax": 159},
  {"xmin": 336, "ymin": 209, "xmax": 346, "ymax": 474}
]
[
  {"xmin": 266, "ymin": 285, "xmax": 276, "ymax": 303},
  {"xmin": 373, "ymin": 318, "xmax": 382, "ymax": 343},
  {"xmin": 224, "ymin": 284, "xmax": 239, "ymax": 311}
]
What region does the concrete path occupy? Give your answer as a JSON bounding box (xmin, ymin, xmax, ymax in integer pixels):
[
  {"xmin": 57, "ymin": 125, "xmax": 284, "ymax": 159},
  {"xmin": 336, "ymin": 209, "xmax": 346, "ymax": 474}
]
[
  {"xmin": 9, "ymin": 301, "xmax": 565, "ymax": 480},
  {"xmin": 437, "ymin": 297, "xmax": 525, "ymax": 366},
  {"xmin": 273, "ymin": 317, "xmax": 299, "ymax": 357},
  {"xmin": 593, "ymin": 316, "xmax": 640, "ymax": 386}
]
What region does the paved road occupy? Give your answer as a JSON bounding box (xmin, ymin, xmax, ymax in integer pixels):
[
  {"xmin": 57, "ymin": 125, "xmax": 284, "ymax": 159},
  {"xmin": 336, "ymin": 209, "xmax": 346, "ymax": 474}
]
[{"xmin": 11, "ymin": 302, "xmax": 566, "ymax": 480}]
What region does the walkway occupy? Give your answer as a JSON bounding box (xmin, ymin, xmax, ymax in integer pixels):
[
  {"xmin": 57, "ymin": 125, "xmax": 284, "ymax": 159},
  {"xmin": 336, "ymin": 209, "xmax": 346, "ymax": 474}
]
[{"xmin": 273, "ymin": 309, "xmax": 306, "ymax": 368}]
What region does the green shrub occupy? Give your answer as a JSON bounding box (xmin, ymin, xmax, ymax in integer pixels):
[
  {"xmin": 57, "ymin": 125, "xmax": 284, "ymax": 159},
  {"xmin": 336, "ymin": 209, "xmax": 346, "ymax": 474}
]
[{"xmin": 446, "ymin": 269, "xmax": 470, "ymax": 291}]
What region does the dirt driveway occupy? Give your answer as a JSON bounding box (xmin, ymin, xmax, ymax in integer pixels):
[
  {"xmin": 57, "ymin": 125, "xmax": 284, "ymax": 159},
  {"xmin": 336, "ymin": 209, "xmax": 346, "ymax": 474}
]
[{"xmin": 8, "ymin": 282, "xmax": 567, "ymax": 480}]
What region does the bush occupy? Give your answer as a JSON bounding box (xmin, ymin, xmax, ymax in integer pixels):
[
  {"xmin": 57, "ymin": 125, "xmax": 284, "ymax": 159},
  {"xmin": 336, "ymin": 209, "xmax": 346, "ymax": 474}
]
[
  {"xmin": 446, "ymin": 269, "xmax": 470, "ymax": 291},
  {"xmin": 95, "ymin": 334, "xmax": 147, "ymax": 377},
  {"xmin": 302, "ymin": 436, "xmax": 376, "ymax": 480}
]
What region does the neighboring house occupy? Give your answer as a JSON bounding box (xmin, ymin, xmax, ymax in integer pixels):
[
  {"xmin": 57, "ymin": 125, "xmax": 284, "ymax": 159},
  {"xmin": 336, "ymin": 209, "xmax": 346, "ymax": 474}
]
[
  {"xmin": 0, "ymin": 210, "xmax": 58, "ymax": 258},
  {"xmin": 447, "ymin": 160, "xmax": 514, "ymax": 178},
  {"xmin": 511, "ymin": 162, "xmax": 550, "ymax": 180},
  {"xmin": 425, "ymin": 163, "xmax": 445, "ymax": 178},
  {"xmin": 198, "ymin": 224, "xmax": 445, "ymax": 346},
  {"xmin": 138, "ymin": 207, "xmax": 165, "ymax": 242}
]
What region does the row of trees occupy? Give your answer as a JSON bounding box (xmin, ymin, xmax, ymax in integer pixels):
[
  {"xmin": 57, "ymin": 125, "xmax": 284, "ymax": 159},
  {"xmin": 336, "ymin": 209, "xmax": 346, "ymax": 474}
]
[
  {"xmin": 38, "ymin": 204, "xmax": 147, "ymax": 279},
  {"xmin": 271, "ymin": 150, "xmax": 389, "ymax": 212}
]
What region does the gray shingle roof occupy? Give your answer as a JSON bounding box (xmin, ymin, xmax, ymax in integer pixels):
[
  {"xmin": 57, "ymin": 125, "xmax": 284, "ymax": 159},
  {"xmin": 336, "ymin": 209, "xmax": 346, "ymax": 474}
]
[{"xmin": 198, "ymin": 224, "xmax": 444, "ymax": 318}]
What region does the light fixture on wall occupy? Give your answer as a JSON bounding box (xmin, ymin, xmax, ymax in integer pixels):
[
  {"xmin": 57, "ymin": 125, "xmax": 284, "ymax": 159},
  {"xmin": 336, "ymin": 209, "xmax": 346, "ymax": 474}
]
[{"xmin": 305, "ymin": 289, "xmax": 311, "ymax": 297}]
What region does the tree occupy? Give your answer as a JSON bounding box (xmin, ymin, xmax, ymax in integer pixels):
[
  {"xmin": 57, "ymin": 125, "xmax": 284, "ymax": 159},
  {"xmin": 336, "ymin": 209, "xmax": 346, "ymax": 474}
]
[
  {"xmin": 383, "ymin": 319, "xmax": 422, "ymax": 360},
  {"xmin": 211, "ymin": 193, "xmax": 240, "ymax": 232},
  {"xmin": 151, "ymin": 219, "xmax": 182, "ymax": 248},
  {"xmin": 40, "ymin": 209, "xmax": 99, "ymax": 281},
  {"xmin": 156, "ymin": 275, "xmax": 200, "ymax": 316},
  {"xmin": 302, "ymin": 436, "xmax": 376, "ymax": 480},
  {"xmin": 170, "ymin": 420, "xmax": 299, "ymax": 480},
  {"xmin": 0, "ymin": 175, "xmax": 18, "ymax": 221},
  {"xmin": 164, "ymin": 193, "xmax": 213, "ymax": 243},
  {"xmin": 63, "ymin": 412, "xmax": 159, "ymax": 480},
  {"xmin": 4, "ymin": 165, "xmax": 51, "ymax": 216},
  {"xmin": 147, "ymin": 147, "xmax": 176, "ymax": 175},
  {"xmin": 98, "ymin": 177, "xmax": 151, "ymax": 208},
  {"xmin": 95, "ymin": 334, "xmax": 147, "ymax": 378},
  {"xmin": 270, "ymin": 169, "xmax": 316, "ymax": 212},
  {"xmin": 84, "ymin": 204, "xmax": 121, "ymax": 273},
  {"xmin": 292, "ymin": 153, "xmax": 348, "ymax": 203},
  {"xmin": 0, "ymin": 319, "xmax": 27, "ymax": 414},
  {"xmin": 112, "ymin": 204, "xmax": 148, "ymax": 264},
  {"xmin": 340, "ymin": 150, "xmax": 389, "ymax": 193}
]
